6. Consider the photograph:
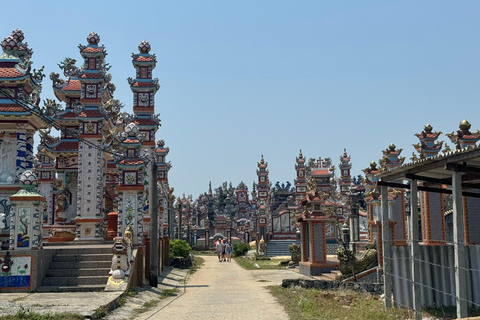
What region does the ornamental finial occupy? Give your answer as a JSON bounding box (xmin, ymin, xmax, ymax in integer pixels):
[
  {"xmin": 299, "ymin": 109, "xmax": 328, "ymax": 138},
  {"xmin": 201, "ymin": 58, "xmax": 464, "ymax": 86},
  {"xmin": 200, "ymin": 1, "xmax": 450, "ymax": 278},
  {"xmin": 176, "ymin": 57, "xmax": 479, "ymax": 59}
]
[
  {"xmin": 138, "ymin": 40, "xmax": 151, "ymax": 54},
  {"xmin": 459, "ymin": 119, "xmax": 471, "ymax": 131},
  {"xmin": 2, "ymin": 35, "xmax": 18, "ymax": 51},
  {"xmin": 87, "ymin": 32, "xmax": 100, "ymax": 45},
  {"xmin": 424, "ymin": 124, "xmax": 433, "ymax": 133},
  {"xmin": 10, "ymin": 29, "xmax": 24, "ymax": 43}
]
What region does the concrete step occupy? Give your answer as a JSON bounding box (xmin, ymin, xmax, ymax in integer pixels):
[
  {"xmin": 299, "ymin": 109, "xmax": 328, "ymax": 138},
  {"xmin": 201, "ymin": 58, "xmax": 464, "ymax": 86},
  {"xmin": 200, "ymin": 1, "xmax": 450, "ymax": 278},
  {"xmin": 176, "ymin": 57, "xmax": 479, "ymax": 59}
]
[
  {"xmin": 53, "ymin": 254, "xmax": 112, "ymax": 262},
  {"xmin": 266, "ymin": 241, "xmax": 301, "ymax": 256},
  {"xmin": 36, "ymin": 284, "xmax": 106, "ymax": 293},
  {"xmin": 49, "ymin": 247, "xmax": 112, "ymax": 255},
  {"xmin": 50, "ymin": 261, "xmax": 112, "ymax": 269},
  {"xmin": 46, "ymin": 268, "xmax": 110, "ymax": 277},
  {"xmin": 43, "ymin": 240, "xmax": 112, "ymax": 247},
  {"xmin": 43, "ymin": 275, "xmax": 109, "ymax": 286}
]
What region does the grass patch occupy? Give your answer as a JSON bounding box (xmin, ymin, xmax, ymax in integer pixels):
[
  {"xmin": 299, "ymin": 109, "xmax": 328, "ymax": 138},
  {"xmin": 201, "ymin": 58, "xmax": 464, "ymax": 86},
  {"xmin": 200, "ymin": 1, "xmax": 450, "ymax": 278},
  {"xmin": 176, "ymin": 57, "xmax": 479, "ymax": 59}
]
[
  {"xmin": 188, "ymin": 256, "xmax": 205, "ymax": 275},
  {"xmin": 234, "ymin": 256, "xmax": 290, "ymax": 270},
  {"xmin": 118, "ymin": 296, "xmax": 127, "ymax": 307},
  {"xmin": 126, "ymin": 287, "xmax": 139, "ymax": 297},
  {"xmin": 160, "ymin": 288, "xmax": 179, "ymax": 299},
  {"xmin": 92, "ymin": 306, "xmax": 108, "ymax": 319},
  {"xmin": 134, "ymin": 299, "xmax": 160, "ymax": 314},
  {"xmin": 423, "ymin": 306, "xmax": 480, "ymax": 319},
  {"xmin": 234, "ymin": 257, "xmax": 257, "ymax": 270},
  {"xmin": 0, "ymin": 308, "xmax": 84, "ymax": 320},
  {"xmin": 268, "ymin": 286, "xmax": 413, "ymax": 320},
  {"xmin": 143, "ymin": 299, "xmax": 159, "ymax": 308}
]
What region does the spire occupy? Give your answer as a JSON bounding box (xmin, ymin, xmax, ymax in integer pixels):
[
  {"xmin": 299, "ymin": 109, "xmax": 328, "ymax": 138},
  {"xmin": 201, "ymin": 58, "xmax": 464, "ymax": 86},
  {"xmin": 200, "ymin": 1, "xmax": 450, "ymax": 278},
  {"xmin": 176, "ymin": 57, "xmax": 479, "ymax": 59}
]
[
  {"xmin": 413, "ymin": 124, "xmax": 443, "ymax": 158},
  {"xmin": 339, "ymin": 148, "xmax": 352, "ymax": 195},
  {"xmin": 379, "ymin": 143, "xmax": 405, "ymax": 170},
  {"xmin": 128, "ymin": 40, "xmax": 160, "ymax": 150},
  {"xmin": 446, "ymin": 119, "xmax": 480, "ymax": 149}
]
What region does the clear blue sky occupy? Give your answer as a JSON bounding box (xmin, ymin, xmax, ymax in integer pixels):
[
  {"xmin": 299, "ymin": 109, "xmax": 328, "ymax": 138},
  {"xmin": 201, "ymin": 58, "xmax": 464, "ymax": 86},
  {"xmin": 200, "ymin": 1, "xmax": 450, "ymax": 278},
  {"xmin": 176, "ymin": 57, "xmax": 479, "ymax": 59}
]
[{"xmin": 3, "ymin": 1, "xmax": 480, "ymax": 198}]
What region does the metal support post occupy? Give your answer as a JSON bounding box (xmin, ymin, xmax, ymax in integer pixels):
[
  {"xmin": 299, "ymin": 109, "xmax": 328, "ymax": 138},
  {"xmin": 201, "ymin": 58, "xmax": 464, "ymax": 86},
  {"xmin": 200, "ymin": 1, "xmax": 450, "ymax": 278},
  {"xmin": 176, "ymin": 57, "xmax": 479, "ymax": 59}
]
[
  {"xmin": 410, "ymin": 179, "xmax": 421, "ymax": 320},
  {"xmin": 381, "ymin": 185, "xmax": 392, "ymax": 308},
  {"xmin": 453, "ymin": 171, "xmax": 468, "ymax": 319}
]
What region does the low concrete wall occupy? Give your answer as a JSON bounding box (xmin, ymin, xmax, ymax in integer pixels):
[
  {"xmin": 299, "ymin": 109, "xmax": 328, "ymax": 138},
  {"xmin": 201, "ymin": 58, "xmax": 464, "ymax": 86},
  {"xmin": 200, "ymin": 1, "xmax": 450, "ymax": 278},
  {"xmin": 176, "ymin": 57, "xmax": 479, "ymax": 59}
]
[{"xmin": 0, "ymin": 249, "xmax": 55, "ymax": 293}]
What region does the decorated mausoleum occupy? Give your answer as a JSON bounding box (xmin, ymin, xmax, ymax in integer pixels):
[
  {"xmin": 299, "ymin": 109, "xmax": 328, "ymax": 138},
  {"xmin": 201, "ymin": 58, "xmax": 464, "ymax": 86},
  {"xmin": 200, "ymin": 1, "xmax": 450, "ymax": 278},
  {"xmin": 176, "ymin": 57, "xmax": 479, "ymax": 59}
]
[{"xmin": 0, "ymin": 29, "xmax": 172, "ymax": 292}]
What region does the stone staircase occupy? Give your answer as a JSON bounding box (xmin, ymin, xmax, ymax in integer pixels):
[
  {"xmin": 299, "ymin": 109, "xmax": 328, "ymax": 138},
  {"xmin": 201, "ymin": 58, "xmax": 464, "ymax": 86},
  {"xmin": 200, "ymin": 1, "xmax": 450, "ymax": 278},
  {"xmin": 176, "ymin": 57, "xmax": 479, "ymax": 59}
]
[
  {"xmin": 266, "ymin": 239, "xmax": 300, "ymax": 256},
  {"xmin": 37, "ymin": 245, "xmax": 112, "ymax": 292}
]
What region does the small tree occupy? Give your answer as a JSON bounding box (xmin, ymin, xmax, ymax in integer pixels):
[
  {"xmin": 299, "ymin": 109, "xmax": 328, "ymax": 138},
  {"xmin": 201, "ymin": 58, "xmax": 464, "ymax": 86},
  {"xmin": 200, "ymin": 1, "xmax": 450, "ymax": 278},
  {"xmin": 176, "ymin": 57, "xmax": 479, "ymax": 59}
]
[{"xmin": 170, "ymin": 239, "xmax": 192, "ymax": 258}]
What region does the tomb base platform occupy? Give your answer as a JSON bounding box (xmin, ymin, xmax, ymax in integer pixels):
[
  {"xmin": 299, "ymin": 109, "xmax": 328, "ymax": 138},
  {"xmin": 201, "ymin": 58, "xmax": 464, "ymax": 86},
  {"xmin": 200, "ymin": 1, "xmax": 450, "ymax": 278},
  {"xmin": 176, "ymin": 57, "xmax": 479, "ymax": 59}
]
[
  {"xmin": 299, "ymin": 261, "xmax": 339, "ymax": 276},
  {"xmin": 43, "ymin": 225, "xmax": 76, "ymax": 242}
]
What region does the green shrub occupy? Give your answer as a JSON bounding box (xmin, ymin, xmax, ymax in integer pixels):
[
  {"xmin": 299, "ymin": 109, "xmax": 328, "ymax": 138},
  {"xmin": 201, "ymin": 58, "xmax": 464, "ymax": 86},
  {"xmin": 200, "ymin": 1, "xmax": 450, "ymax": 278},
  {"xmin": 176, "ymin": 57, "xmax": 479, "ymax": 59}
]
[
  {"xmin": 233, "ymin": 243, "xmax": 250, "ymax": 257},
  {"xmin": 169, "ymin": 239, "xmax": 192, "ymax": 258}
]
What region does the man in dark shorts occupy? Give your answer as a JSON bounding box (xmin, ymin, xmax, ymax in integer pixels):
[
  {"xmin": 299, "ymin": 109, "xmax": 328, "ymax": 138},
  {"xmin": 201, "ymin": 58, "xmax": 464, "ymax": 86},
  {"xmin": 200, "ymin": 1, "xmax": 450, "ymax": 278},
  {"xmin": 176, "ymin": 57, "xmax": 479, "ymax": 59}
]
[{"xmin": 222, "ymin": 239, "xmax": 227, "ymax": 262}]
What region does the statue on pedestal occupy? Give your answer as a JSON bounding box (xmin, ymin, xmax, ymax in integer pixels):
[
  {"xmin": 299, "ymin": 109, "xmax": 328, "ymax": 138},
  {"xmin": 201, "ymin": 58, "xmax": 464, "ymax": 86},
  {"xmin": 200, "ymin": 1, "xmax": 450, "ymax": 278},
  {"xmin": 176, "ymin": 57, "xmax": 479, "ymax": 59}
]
[{"xmin": 106, "ymin": 227, "xmax": 134, "ymax": 291}]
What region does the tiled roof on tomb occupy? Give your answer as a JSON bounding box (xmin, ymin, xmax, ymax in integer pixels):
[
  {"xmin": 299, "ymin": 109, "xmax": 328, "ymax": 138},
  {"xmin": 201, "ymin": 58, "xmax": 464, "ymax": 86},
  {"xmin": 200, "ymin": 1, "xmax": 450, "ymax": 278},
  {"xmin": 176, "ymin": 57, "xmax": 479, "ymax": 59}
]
[
  {"xmin": 81, "ymin": 47, "xmax": 103, "ymax": 53},
  {"xmin": 417, "ymin": 133, "xmax": 440, "ymax": 139},
  {"xmin": 458, "ymin": 134, "xmax": 480, "ymax": 140},
  {"xmin": 60, "ymin": 79, "xmax": 81, "ymax": 91},
  {"xmin": 0, "ymin": 104, "xmax": 26, "ymax": 112},
  {"xmin": 119, "ymin": 160, "xmax": 144, "ymax": 165},
  {"xmin": 132, "ymin": 81, "xmax": 154, "ymax": 87},
  {"xmin": 45, "ymin": 140, "xmax": 79, "ymax": 152},
  {"xmin": 123, "ymin": 138, "xmax": 141, "ymax": 144},
  {"xmin": 311, "ymin": 169, "xmax": 330, "ymax": 176},
  {"xmin": 0, "ymin": 67, "xmax": 24, "ymax": 78},
  {"xmin": 134, "ymin": 56, "xmax": 155, "ymax": 62},
  {"xmin": 56, "ymin": 110, "xmax": 77, "ymax": 120},
  {"xmin": 156, "ymin": 148, "xmax": 168, "ymax": 154}
]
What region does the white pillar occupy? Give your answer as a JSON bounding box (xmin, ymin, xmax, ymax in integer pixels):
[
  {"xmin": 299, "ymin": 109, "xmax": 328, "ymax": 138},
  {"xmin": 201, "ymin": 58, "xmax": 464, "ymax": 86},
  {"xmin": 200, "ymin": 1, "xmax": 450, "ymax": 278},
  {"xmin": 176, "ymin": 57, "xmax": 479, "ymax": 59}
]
[
  {"xmin": 452, "ymin": 171, "xmax": 468, "ymax": 319},
  {"xmin": 410, "ymin": 179, "xmax": 422, "ymax": 320},
  {"xmin": 381, "ymin": 185, "xmax": 392, "ymax": 308}
]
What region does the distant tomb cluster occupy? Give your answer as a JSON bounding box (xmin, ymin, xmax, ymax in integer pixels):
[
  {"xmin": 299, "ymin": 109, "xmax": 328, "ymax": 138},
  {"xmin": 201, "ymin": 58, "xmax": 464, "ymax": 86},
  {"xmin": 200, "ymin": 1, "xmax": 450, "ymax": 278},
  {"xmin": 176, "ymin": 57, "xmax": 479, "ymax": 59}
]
[{"xmin": 175, "ymin": 151, "xmax": 359, "ymax": 253}]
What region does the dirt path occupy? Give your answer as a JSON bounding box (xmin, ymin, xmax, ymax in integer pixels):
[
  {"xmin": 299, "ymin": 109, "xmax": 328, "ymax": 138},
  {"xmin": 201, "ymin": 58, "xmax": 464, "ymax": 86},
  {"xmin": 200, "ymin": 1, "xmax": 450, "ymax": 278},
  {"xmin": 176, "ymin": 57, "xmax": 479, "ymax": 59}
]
[{"xmin": 138, "ymin": 255, "xmax": 290, "ymax": 320}]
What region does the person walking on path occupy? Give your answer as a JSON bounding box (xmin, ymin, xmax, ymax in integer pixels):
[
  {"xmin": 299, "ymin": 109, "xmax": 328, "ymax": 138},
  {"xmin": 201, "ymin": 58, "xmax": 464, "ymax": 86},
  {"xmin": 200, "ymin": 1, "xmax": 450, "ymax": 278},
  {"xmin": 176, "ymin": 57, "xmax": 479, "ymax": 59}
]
[
  {"xmin": 225, "ymin": 240, "xmax": 233, "ymax": 262},
  {"xmin": 216, "ymin": 238, "xmax": 224, "ymax": 262},
  {"xmin": 222, "ymin": 239, "xmax": 227, "ymax": 261}
]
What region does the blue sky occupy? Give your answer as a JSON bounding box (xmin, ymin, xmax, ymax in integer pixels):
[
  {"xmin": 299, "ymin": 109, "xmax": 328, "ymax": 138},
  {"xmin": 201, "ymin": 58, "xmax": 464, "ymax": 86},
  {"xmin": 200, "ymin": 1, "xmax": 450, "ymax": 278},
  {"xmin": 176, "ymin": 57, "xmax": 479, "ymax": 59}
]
[{"xmin": 3, "ymin": 1, "xmax": 480, "ymax": 197}]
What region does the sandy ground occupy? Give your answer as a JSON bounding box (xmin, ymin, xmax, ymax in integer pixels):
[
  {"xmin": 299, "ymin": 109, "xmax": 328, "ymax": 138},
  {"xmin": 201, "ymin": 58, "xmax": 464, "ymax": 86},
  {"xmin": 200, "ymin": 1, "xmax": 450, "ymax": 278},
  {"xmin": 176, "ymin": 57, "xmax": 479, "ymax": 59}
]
[{"xmin": 136, "ymin": 255, "xmax": 310, "ymax": 320}]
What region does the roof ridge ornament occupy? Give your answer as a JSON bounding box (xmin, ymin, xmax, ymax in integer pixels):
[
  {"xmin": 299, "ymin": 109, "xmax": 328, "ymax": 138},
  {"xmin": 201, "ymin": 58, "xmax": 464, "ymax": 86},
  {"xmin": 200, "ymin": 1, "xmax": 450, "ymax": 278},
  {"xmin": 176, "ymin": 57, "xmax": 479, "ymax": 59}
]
[{"xmin": 87, "ymin": 32, "xmax": 100, "ymax": 45}]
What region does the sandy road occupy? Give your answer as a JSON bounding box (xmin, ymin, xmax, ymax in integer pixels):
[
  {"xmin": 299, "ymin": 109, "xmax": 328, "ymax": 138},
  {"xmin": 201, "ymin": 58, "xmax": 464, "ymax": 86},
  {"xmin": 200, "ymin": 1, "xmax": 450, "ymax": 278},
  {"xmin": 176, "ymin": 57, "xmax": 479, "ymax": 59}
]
[{"xmin": 139, "ymin": 255, "xmax": 290, "ymax": 320}]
